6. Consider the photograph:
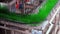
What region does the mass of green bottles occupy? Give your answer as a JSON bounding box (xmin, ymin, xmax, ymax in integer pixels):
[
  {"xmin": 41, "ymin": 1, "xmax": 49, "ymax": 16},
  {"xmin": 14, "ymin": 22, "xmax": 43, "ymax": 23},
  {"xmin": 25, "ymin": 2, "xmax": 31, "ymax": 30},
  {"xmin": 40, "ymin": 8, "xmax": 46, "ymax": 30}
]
[{"xmin": 0, "ymin": 0, "xmax": 58, "ymax": 25}]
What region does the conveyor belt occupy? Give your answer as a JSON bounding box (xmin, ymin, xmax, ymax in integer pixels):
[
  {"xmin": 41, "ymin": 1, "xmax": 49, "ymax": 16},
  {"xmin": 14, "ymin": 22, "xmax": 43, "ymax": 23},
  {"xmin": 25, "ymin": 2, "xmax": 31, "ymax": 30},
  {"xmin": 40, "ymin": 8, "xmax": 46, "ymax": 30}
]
[{"xmin": 0, "ymin": 0, "xmax": 58, "ymax": 25}]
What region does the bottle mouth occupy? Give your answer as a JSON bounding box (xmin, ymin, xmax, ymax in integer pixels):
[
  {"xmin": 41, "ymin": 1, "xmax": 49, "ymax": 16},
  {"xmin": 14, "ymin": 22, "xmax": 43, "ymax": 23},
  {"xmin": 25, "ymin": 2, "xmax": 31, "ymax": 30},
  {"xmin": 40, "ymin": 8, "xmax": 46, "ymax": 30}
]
[{"xmin": 0, "ymin": 3, "xmax": 8, "ymax": 7}]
